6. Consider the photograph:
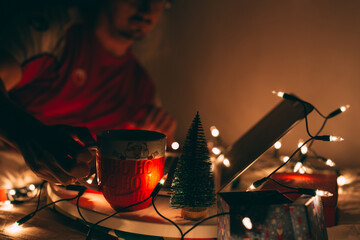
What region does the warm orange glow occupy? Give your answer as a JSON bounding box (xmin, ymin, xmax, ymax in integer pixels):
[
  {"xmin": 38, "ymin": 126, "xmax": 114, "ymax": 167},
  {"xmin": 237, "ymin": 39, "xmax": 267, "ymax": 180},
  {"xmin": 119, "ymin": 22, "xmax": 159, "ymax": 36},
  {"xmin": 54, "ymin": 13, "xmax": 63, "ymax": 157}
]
[
  {"xmin": 242, "ymin": 217, "xmax": 253, "ymax": 230},
  {"xmin": 212, "ymin": 147, "xmax": 221, "ymax": 155},
  {"xmin": 293, "ymin": 162, "xmax": 303, "ymax": 172},
  {"xmin": 210, "ymin": 126, "xmax": 220, "ymax": 137},
  {"xmin": 300, "ymin": 145, "xmax": 308, "ymax": 155},
  {"xmin": 223, "ymin": 158, "xmax": 230, "ymax": 167},
  {"xmin": 340, "ymin": 105, "xmax": 350, "ymax": 112},
  {"xmin": 28, "ymin": 184, "xmax": 36, "ymax": 191},
  {"xmin": 0, "ymin": 200, "xmax": 13, "ymax": 210},
  {"xmin": 159, "ymin": 174, "xmax": 168, "ymax": 185},
  {"xmin": 9, "ymin": 189, "xmax": 16, "ymax": 196},
  {"xmin": 6, "ymin": 223, "xmax": 23, "ymax": 234},
  {"xmin": 298, "ymin": 139, "xmax": 304, "ymax": 148},
  {"xmin": 316, "ymin": 190, "xmax": 333, "ymax": 197},
  {"xmin": 337, "ymin": 175, "xmax": 347, "ymax": 186},
  {"xmin": 171, "ymin": 142, "xmax": 180, "ymax": 150},
  {"xmin": 273, "ymin": 173, "xmax": 315, "ymax": 181},
  {"xmin": 248, "ymin": 184, "xmax": 256, "ymax": 191},
  {"xmin": 329, "ymin": 136, "xmax": 344, "ymax": 142},
  {"xmin": 282, "ymin": 156, "xmax": 290, "ymax": 162},
  {"xmin": 217, "ymin": 154, "xmax": 225, "ymax": 162},
  {"xmin": 272, "ymin": 90, "xmax": 285, "ymax": 98},
  {"xmin": 299, "ymin": 166, "xmax": 307, "ymax": 174},
  {"xmin": 325, "ymin": 159, "xmax": 336, "ymax": 167}
]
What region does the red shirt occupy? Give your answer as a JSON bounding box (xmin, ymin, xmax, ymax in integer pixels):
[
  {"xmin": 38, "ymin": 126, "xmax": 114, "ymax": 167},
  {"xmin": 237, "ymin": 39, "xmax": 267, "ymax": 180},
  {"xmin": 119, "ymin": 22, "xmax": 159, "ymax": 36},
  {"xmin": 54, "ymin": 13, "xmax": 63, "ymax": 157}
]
[{"xmin": 10, "ymin": 25, "xmax": 155, "ymax": 136}]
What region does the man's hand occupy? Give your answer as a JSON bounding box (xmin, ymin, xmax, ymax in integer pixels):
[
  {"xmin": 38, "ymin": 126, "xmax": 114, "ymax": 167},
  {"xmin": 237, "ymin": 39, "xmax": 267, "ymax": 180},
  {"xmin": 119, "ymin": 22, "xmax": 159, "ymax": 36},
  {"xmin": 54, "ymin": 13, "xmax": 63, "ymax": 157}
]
[
  {"xmin": 18, "ymin": 124, "xmax": 95, "ymax": 185},
  {"xmin": 0, "ymin": 58, "xmax": 95, "ymax": 185},
  {"xmin": 134, "ymin": 106, "xmax": 177, "ymax": 144}
]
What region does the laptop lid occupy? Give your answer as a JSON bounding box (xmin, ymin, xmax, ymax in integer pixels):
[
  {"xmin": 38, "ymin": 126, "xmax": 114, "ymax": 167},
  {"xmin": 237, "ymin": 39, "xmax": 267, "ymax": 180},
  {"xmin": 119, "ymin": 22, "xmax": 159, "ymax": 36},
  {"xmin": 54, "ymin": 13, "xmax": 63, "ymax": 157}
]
[{"xmin": 215, "ymin": 98, "xmax": 313, "ymax": 192}]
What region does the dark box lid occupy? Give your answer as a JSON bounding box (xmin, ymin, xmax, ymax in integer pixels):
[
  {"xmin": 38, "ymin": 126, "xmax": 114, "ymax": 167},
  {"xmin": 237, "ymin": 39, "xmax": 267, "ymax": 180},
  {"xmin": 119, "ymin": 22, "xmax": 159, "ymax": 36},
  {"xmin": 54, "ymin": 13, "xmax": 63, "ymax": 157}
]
[{"xmin": 218, "ymin": 190, "xmax": 293, "ymax": 206}]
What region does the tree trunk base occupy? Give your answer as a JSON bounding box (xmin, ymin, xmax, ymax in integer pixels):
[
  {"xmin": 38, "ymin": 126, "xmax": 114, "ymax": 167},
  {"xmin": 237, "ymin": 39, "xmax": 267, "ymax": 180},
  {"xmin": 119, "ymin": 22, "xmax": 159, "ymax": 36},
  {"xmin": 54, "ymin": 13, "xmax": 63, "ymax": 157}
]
[{"xmin": 181, "ymin": 207, "xmax": 208, "ymax": 221}]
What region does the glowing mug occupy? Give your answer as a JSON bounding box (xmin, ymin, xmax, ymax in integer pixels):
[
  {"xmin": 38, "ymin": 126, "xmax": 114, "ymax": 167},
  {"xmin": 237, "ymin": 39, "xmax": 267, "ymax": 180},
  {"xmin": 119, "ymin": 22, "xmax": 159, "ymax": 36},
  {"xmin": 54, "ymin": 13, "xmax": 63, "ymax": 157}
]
[{"xmin": 79, "ymin": 129, "xmax": 166, "ymax": 211}]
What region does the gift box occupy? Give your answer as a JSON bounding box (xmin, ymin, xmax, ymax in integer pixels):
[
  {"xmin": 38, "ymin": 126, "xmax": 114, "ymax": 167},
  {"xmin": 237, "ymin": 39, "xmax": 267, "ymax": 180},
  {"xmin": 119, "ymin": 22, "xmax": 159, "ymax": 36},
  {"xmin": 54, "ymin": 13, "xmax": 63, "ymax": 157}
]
[
  {"xmin": 217, "ymin": 191, "xmax": 328, "ymax": 240},
  {"xmin": 213, "ymin": 98, "xmax": 330, "ymax": 239},
  {"xmin": 261, "ymin": 172, "xmax": 338, "ymax": 227}
]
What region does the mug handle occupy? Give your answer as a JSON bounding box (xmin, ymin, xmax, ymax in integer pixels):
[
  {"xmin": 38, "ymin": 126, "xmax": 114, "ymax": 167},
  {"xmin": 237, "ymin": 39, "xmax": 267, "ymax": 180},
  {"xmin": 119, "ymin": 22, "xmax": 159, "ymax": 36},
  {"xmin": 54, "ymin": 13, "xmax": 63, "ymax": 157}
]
[
  {"xmin": 77, "ymin": 145, "xmax": 100, "ymax": 192},
  {"xmin": 77, "ymin": 178, "xmax": 100, "ymax": 192}
]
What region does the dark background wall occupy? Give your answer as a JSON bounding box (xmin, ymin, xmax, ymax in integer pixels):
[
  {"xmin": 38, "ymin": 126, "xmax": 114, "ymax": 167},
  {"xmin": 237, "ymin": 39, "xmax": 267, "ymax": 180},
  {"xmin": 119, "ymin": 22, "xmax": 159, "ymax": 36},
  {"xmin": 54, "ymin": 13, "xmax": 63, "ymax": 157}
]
[{"xmin": 134, "ymin": 0, "xmax": 360, "ymax": 168}]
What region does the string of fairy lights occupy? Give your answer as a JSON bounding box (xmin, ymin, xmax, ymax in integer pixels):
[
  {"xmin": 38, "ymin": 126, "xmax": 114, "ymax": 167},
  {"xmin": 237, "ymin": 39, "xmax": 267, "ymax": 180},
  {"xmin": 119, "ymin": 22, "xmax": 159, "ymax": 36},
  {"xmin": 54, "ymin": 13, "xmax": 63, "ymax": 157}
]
[
  {"xmin": 0, "ymin": 90, "xmax": 352, "ymax": 239},
  {"xmin": 209, "ymin": 91, "xmax": 349, "ymax": 195}
]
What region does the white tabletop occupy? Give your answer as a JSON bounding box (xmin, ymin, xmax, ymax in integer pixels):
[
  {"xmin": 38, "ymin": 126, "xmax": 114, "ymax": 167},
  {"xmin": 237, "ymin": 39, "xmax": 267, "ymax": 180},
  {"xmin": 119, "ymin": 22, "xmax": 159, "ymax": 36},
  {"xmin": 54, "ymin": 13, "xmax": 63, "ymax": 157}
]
[{"xmin": 47, "ymin": 183, "xmax": 217, "ymax": 239}]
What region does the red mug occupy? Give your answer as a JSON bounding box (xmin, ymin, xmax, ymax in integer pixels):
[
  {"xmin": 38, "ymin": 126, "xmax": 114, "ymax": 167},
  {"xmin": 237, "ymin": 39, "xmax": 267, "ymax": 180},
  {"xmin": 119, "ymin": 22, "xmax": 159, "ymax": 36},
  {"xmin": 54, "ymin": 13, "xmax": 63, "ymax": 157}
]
[{"xmin": 79, "ymin": 129, "xmax": 166, "ymax": 211}]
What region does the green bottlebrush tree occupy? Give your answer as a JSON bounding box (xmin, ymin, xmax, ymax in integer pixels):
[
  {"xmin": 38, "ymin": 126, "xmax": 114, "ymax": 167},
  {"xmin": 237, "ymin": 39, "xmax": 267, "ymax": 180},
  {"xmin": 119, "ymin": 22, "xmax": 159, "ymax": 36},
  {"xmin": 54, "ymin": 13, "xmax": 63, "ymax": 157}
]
[{"xmin": 170, "ymin": 112, "xmax": 216, "ymax": 209}]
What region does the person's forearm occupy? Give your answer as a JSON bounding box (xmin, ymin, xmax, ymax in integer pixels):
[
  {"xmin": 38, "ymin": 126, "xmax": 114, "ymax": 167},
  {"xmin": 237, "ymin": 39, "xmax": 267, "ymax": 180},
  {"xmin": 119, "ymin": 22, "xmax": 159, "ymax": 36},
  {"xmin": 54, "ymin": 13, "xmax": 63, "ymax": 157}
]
[
  {"xmin": 0, "ymin": 51, "xmax": 46, "ymax": 147},
  {"xmin": 0, "ymin": 78, "xmax": 45, "ymax": 148}
]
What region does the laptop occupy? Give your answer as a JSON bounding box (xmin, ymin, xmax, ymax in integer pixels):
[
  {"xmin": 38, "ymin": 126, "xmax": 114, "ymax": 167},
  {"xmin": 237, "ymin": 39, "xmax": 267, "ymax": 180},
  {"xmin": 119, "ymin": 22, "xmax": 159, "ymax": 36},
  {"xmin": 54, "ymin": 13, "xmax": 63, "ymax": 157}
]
[{"xmin": 215, "ymin": 97, "xmax": 313, "ymax": 192}]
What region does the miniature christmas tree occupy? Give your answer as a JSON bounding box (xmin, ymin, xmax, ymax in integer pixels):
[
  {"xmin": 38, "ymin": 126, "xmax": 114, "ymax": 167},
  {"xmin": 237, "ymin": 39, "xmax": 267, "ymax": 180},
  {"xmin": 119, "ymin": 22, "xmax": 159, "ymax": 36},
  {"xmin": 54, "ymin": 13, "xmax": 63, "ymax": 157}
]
[{"xmin": 170, "ymin": 112, "xmax": 216, "ymax": 220}]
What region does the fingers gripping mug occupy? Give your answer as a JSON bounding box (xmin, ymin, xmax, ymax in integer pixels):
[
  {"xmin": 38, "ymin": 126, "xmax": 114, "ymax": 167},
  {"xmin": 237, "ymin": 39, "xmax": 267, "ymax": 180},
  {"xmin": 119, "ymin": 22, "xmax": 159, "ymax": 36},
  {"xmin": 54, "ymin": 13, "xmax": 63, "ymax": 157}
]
[{"xmin": 79, "ymin": 130, "xmax": 166, "ymax": 211}]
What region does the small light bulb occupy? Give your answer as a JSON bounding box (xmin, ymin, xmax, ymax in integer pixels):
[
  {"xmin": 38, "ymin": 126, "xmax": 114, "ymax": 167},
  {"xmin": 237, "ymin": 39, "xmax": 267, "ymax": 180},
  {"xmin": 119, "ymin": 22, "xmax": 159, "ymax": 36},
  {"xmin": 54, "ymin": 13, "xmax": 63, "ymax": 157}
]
[
  {"xmin": 328, "ymin": 105, "xmax": 351, "ymax": 118},
  {"xmin": 159, "ymin": 174, "xmax": 168, "ymax": 185},
  {"xmin": 85, "ymin": 173, "xmax": 96, "ymax": 184},
  {"xmin": 298, "ymin": 139, "xmax": 304, "ymax": 148},
  {"xmin": 6, "ymin": 222, "xmax": 23, "ymax": 234},
  {"xmin": 294, "ymin": 162, "xmax": 303, "ymax": 172},
  {"xmin": 9, "ymin": 189, "xmax": 16, "ymax": 196},
  {"xmin": 272, "ymin": 90, "xmax": 285, "ymax": 98},
  {"xmin": 282, "ymin": 156, "xmax": 290, "ymax": 162},
  {"xmin": 242, "ymin": 217, "xmax": 253, "ymax": 230},
  {"xmin": 150, "ymin": 174, "xmax": 168, "ymax": 197},
  {"xmin": 315, "ymin": 135, "xmax": 344, "ymax": 142},
  {"xmin": 28, "ymin": 184, "xmax": 36, "ymax": 191},
  {"xmin": 248, "ymin": 184, "xmax": 256, "ymax": 191},
  {"xmin": 274, "ymin": 141, "xmax": 282, "ymax": 149},
  {"xmin": 316, "ymin": 190, "xmax": 333, "ymax": 197},
  {"xmin": 0, "ymin": 200, "xmax": 13, "ymax": 210},
  {"xmin": 217, "ymin": 154, "xmax": 225, "ymax": 162},
  {"xmin": 212, "ymin": 147, "xmax": 221, "ymax": 155},
  {"xmin": 300, "ymin": 145, "xmax": 308, "ymax": 155},
  {"xmin": 1, "ymin": 200, "xmax": 11, "ymax": 206},
  {"xmin": 340, "ymin": 105, "xmax": 350, "ymax": 112},
  {"xmin": 210, "ymin": 126, "xmax": 220, "ymax": 137},
  {"xmin": 330, "ymin": 136, "xmax": 344, "ymax": 142},
  {"xmin": 299, "ymin": 166, "xmax": 307, "ymax": 174},
  {"xmin": 325, "ymin": 159, "xmax": 336, "ymax": 167},
  {"xmin": 171, "ymin": 141, "xmax": 180, "ymax": 150},
  {"xmin": 337, "ymin": 175, "xmax": 347, "ymax": 186},
  {"xmin": 223, "ymin": 158, "xmax": 230, "ymax": 167}
]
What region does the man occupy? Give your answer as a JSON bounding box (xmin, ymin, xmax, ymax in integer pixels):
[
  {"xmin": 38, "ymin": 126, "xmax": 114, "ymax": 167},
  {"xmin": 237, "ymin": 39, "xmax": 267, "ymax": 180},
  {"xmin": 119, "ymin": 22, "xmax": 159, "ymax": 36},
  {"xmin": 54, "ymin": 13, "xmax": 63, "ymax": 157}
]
[{"xmin": 0, "ymin": 0, "xmax": 175, "ymax": 188}]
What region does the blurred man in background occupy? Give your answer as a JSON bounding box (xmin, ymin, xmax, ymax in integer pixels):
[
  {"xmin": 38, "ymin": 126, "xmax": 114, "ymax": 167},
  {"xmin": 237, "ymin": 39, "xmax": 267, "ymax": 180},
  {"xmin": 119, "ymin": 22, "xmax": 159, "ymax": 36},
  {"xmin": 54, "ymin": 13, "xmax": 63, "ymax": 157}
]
[{"xmin": 0, "ymin": 0, "xmax": 175, "ymax": 188}]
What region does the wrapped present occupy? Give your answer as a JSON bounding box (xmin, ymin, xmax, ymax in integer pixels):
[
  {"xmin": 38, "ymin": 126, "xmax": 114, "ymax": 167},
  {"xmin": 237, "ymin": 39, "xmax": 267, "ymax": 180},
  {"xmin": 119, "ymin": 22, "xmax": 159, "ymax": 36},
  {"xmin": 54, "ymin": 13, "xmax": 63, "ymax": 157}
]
[
  {"xmin": 217, "ymin": 191, "xmax": 328, "ymax": 240},
  {"xmin": 261, "ymin": 172, "xmax": 338, "ymax": 227}
]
